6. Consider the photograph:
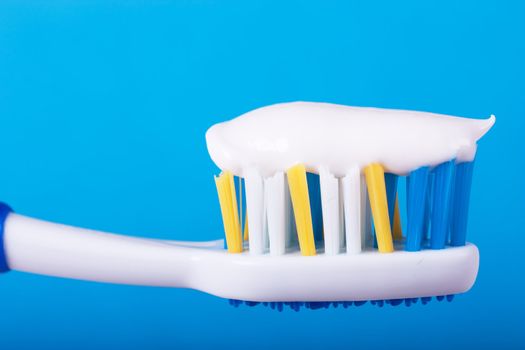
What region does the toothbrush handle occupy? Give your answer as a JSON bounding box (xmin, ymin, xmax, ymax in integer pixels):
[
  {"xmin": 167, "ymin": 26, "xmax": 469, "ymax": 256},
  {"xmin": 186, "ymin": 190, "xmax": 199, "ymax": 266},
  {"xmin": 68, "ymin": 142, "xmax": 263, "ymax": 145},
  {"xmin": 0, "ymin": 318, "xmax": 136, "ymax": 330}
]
[{"xmin": 2, "ymin": 211, "xmax": 206, "ymax": 288}]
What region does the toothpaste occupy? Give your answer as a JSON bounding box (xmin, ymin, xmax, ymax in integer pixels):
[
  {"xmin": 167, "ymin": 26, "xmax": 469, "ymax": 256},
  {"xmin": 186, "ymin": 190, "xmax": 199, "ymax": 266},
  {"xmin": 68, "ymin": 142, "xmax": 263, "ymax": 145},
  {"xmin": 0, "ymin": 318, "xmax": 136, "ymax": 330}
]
[{"xmin": 206, "ymin": 102, "xmax": 495, "ymax": 177}]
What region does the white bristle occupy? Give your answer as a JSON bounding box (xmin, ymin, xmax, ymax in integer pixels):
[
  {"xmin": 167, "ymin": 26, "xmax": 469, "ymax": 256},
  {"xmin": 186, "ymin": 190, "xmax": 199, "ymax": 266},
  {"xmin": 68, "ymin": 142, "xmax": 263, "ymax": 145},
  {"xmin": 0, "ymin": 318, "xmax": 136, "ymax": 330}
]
[
  {"xmin": 338, "ymin": 176, "xmax": 345, "ymax": 249},
  {"xmin": 265, "ymin": 172, "xmax": 287, "ymax": 255},
  {"xmin": 319, "ymin": 168, "xmax": 343, "ymax": 255},
  {"xmin": 361, "ymin": 175, "xmax": 372, "ymax": 249},
  {"xmin": 343, "ymin": 166, "xmax": 362, "ymax": 254},
  {"xmin": 244, "ymin": 168, "xmax": 266, "ymax": 254}
]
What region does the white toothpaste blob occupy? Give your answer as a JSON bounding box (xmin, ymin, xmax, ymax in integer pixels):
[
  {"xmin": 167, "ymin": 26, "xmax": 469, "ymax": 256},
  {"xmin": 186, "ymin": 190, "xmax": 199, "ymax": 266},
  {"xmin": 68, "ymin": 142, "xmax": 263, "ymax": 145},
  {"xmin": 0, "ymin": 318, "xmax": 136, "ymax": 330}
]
[{"xmin": 206, "ymin": 102, "xmax": 495, "ymax": 177}]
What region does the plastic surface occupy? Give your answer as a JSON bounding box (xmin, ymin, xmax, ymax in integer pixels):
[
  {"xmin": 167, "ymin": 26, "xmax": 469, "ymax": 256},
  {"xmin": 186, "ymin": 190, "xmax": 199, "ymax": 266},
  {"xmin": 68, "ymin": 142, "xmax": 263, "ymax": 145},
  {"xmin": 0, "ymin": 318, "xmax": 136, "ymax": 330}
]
[
  {"xmin": 3, "ymin": 213, "xmax": 479, "ymax": 301},
  {"xmin": 0, "ymin": 203, "xmax": 12, "ymax": 272}
]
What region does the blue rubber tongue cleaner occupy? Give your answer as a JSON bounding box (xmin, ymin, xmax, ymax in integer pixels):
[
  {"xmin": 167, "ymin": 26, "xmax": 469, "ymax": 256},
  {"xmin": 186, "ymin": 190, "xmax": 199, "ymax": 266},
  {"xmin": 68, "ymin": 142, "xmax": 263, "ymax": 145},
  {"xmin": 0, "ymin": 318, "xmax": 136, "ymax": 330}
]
[{"xmin": 229, "ymin": 158, "xmax": 475, "ymax": 310}]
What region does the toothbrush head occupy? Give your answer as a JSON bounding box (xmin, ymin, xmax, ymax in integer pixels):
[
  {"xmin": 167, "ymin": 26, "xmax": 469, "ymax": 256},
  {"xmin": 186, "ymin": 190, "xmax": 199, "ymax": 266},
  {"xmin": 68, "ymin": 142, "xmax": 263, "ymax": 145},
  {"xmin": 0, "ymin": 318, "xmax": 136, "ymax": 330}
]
[{"xmin": 204, "ymin": 102, "xmax": 494, "ymax": 308}]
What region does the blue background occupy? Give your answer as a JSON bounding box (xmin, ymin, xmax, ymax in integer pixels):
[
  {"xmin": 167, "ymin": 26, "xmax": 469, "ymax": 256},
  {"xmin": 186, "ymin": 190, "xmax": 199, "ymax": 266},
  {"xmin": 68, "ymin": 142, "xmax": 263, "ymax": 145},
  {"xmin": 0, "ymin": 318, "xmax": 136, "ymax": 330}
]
[{"xmin": 0, "ymin": 1, "xmax": 523, "ymax": 349}]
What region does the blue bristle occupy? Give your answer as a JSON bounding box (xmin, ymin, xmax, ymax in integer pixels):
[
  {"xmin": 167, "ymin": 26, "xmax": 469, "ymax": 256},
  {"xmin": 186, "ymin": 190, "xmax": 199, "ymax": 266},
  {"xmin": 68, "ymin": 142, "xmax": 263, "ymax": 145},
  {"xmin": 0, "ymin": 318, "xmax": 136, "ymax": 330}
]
[
  {"xmin": 430, "ymin": 161, "xmax": 455, "ymax": 249},
  {"xmin": 228, "ymin": 176, "xmax": 246, "ymax": 250},
  {"xmin": 308, "ymin": 302, "xmax": 324, "ymax": 310},
  {"xmin": 422, "ymin": 174, "xmax": 433, "ymax": 240},
  {"xmin": 233, "ymin": 176, "xmax": 246, "ymax": 217},
  {"xmin": 450, "ymin": 161, "xmax": 475, "ymax": 246},
  {"xmin": 406, "ymin": 175, "xmax": 431, "ymax": 244},
  {"xmin": 385, "ymin": 173, "xmax": 399, "ymax": 231},
  {"xmin": 306, "ymin": 173, "xmax": 323, "ymax": 242},
  {"xmin": 406, "ymin": 167, "xmax": 430, "ymax": 251},
  {"xmin": 388, "ymin": 299, "xmax": 404, "ymax": 306},
  {"xmin": 230, "ymin": 295, "xmax": 456, "ymax": 310},
  {"xmin": 229, "ymin": 299, "xmax": 241, "ymax": 307},
  {"xmin": 421, "ymin": 296, "xmax": 432, "ymax": 305}
]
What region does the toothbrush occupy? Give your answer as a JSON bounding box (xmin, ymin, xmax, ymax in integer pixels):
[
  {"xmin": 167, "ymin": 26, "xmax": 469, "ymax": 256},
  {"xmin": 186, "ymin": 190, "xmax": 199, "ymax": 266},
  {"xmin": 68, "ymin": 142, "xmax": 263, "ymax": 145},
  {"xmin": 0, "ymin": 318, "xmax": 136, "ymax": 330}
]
[{"xmin": 0, "ymin": 102, "xmax": 495, "ymax": 311}]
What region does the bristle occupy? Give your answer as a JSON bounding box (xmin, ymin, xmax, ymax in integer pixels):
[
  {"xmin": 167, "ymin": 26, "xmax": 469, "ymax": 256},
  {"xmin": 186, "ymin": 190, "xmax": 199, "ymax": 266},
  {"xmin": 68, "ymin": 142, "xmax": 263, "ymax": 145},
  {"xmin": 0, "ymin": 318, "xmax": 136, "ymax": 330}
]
[
  {"xmin": 406, "ymin": 167, "xmax": 430, "ymax": 251},
  {"xmin": 237, "ymin": 176, "xmax": 244, "ymax": 241},
  {"xmin": 229, "ymin": 294, "xmax": 456, "ymax": 310},
  {"xmin": 219, "ymin": 157, "xmax": 475, "ymax": 255},
  {"xmin": 385, "ymin": 174, "xmax": 404, "ymax": 239},
  {"xmin": 244, "ymin": 168, "xmax": 266, "ymax": 254},
  {"xmin": 393, "ymin": 195, "xmax": 403, "ymax": 239},
  {"xmin": 385, "ymin": 173, "xmax": 398, "ymax": 231},
  {"xmin": 343, "ymin": 166, "xmax": 362, "ymax": 254},
  {"xmin": 450, "ymin": 161, "xmax": 475, "ymax": 246},
  {"xmin": 319, "ymin": 168, "xmax": 343, "ymax": 255},
  {"xmin": 364, "ymin": 164, "xmax": 394, "ymax": 253},
  {"xmin": 284, "ymin": 177, "xmax": 294, "ymax": 247},
  {"xmin": 422, "ymin": 176, "xmax": 432, "ymax": 240},
  {"xmin": 237, "ymin": 177, "xmax": 249, "ymax": 242},
  {"xmin": 243, "ymin": 213, "xmax": 249, "ymax": 241},
  {"xmin": 265, "ymin": 172, "xmax": 287, "ymax": 255},
  {"xmin": 361, "ymin": 176, "xmax": 373, "ymax": 248},
  {"xmin": 430, "ymin": 161, "xmax": 455, "ymax": 249},
  {"xmin": 307, "ymin": 173, "xmax": 324, "ymax": 242},
  {"xmin": 214, "ymin": 171, "xmax": 243, "ymax": 253},
  {"xmin": 287, "ymin": 164, "xmax": 316, "ymax": 256}
]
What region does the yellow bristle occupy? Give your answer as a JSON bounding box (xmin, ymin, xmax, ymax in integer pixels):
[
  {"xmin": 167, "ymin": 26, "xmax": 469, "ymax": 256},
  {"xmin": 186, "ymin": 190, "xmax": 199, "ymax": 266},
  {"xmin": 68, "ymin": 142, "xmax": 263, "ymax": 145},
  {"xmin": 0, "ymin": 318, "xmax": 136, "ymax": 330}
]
[
  {"xmin": 238, "ymin": 176, "xmax": 244, "ymax": 240},
  {"xmin": 286, "ymin": 164, "xmax": 316, "ymax": 256},
  {"xmin": 364, "ymin": 163, "xmax": 394, "ymax": 253},
  {"xmin": 214, "ymin": 171, "xmax": 243, "ymax": 253},
  {"xmin": 243, "ymin": 213, "xmax": 249, "ymax": 241},
  {"xmin": 393, "ymin": 194, "xmax": 403, "ymax": 240}
]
